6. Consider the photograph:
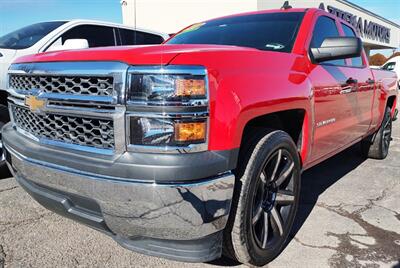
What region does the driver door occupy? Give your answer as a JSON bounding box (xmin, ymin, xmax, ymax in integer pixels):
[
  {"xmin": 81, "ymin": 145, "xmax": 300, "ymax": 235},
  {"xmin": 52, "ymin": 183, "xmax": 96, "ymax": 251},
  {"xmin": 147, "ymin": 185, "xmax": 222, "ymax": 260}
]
[{"xmin": 308, "ymin": 15, "xmax": 357, "ymax": 162}]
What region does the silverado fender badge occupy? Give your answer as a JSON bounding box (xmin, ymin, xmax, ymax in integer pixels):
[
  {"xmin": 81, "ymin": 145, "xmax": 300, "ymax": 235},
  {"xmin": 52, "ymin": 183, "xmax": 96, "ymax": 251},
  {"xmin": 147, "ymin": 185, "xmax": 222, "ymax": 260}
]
[
  {"xmin": 25, "ymin": 95, "xmax": 46, "ymax": 113},
  {"xmin": 316, "ymin": 118, "xmax": 336, "ymax": 128}
]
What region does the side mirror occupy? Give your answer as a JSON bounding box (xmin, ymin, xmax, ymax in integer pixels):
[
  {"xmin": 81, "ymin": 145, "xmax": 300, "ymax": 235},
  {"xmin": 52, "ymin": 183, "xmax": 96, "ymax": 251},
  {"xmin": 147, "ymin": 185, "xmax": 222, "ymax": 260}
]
[
  {"xmin": 310, "ymin": 37, "xmax": 362, "ymax": 63},
  {"xmin": 63, "ymin": 39, "xmax": 89, "ymax": 50},
  {"xmin": 47, "ymin": 39, "xmax": 89, "ymax": 52}
]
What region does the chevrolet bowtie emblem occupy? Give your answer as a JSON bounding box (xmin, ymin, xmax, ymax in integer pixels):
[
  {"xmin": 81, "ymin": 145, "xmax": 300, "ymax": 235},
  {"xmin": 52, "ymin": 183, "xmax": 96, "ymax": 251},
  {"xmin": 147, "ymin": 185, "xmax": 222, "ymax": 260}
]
[{"xmin": 25, "ymin": 95, "xmax": 46, "ymax": 113}]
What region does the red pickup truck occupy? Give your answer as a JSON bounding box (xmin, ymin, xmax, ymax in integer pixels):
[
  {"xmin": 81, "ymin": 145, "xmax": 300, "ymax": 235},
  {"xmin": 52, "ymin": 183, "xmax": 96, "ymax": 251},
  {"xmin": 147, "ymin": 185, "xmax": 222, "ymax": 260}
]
[{"xmin": 2, "ymin": 7, "xmax": 398, "ymax": 267}]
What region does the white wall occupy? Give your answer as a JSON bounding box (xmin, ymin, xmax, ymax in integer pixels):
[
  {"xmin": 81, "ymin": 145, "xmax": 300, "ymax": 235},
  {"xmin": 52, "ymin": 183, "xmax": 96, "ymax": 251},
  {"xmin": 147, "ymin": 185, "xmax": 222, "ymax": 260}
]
[
  {"xmin": 259, "ymin": 0, "xmax": 400, "ymax": 50},
  {"xmin": 121, "ymin": 0, "xmax": 257, "ymax": 33}
]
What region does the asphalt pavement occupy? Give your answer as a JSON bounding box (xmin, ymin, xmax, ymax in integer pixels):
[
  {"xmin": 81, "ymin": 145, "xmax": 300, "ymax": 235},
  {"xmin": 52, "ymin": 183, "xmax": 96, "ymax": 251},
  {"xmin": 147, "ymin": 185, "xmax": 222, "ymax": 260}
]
[{"xmin": 0, "ymin": 117, "xmax": 399, "ymax": 267}]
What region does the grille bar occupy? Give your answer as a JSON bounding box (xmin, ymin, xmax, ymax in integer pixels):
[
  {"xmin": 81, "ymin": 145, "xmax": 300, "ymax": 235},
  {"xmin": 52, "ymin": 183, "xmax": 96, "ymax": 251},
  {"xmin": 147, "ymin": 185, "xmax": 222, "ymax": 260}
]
[
  {"xmin": 11, "ymin": 104, "xmax": 115, "ymax": 150},
  {"xmin": 9, "ymin": 75, "xmax": 114, "ymax": 96}
]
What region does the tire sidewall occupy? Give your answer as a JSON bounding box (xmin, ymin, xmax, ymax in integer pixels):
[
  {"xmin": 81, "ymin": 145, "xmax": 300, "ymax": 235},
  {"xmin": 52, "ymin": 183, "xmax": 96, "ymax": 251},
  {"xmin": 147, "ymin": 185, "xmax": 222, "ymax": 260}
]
[{"xmin": 232, "ymin": 131, "xmax": 301, "ymax": 266}]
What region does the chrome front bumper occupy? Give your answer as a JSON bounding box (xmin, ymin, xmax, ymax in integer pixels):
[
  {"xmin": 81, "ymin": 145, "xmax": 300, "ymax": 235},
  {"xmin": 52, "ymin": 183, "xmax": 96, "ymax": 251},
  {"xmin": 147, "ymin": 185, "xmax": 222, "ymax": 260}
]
[{"xmin": 4, "ymin": 139, "xmax": 235, "ymax": 262}]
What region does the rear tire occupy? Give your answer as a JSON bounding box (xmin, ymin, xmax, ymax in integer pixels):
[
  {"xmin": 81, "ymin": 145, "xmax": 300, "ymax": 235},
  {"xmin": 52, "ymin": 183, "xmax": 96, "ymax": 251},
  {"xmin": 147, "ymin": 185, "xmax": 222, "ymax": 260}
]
[
  {"xmin": 361, "ymin": 107, "xmax": 392, "ymax": 160},
  {"xmin": 0, "ymin": 104, "xmax": 10, "ymax": 179},
  {"xmin": 223, "ymin": 130, "xmax": 301, "ymax": 266}
]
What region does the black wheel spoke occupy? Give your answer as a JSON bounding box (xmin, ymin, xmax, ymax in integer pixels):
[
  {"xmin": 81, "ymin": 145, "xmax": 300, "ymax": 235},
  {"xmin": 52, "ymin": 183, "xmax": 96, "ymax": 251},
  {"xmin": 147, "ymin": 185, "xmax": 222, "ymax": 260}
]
[
  {"xmin": 259, "ymin": 171, "xmax": 267, "ymax": 184},
  {"xmin": 276, "ymin": 190, "xmax": 295, "ymax": 205},
  {"xmin": 270, "ymin": 149, "xmax": 282, "ymax": 182},
  {"xmin": 252, "ymin": 203, "xmax": 263, "ymax": 225},
  {"xmin": 275, "ymin": 161, "xmax": 294, "ymax": 187},
  {"xmin": 261, "ymin": 212, "xmax": 269, "ymax": 249},
  {"xmin": 271, "ymin": 207, "xmax": 284, "ymax": 236},
  {"xmin": 384, "ymin": 119, "xmax": 391, "ymax": 129}
]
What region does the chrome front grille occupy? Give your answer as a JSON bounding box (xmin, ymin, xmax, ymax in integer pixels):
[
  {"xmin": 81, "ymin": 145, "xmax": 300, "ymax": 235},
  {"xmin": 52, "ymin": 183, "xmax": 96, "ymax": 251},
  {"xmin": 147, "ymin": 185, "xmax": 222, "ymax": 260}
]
[
  {"xmin": 8, "ymin": 61, "xmax": 128, "ymax": 155},
  {"xmin": 11, "ymin": 104, "xmax": 115, "ymax": 150},
  {"xmin": 9, "ymin": 74, "xmax": 114, "ymax": 96}
]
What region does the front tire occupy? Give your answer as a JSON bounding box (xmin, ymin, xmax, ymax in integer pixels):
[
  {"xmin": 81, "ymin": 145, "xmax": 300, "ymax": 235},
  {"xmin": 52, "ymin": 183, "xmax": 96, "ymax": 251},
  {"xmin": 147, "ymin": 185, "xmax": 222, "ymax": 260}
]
[
  {"xmin": 224, "ymin": 130, "xmax": 301, "ymax": 266},
  {"xmin": 361, "ymin": 107, "xmax": 392, "ymax": 160},
  {"xmin": 0, "ymin": 104, "xmax": 10, "ymax": 178}
]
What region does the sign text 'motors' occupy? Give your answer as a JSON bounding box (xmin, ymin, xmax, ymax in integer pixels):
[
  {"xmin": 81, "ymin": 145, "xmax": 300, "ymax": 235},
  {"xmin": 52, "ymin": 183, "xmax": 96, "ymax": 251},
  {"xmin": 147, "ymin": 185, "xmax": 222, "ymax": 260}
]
[{"xmin": 327, "ymin": 5, "xmax": 391, "ymax": 44}]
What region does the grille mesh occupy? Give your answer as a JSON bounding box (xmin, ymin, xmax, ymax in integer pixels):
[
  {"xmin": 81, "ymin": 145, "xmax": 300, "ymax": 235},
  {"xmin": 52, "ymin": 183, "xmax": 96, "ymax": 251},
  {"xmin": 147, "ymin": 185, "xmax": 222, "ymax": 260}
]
[
  {"xmin": 11, "ymin": 105, "xmax": 115, "ymax": 150},
  {"xmin": 9, "ymin": 75, "xmax": 114, "ymax": 96}
]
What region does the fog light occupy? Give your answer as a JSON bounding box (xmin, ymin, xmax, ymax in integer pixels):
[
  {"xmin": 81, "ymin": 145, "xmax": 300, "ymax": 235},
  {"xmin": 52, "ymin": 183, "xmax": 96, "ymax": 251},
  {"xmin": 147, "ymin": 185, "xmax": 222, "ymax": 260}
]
[
  {"xmin": 129, "ymin": 116, "xmax": 207, "ymax": 147},
  {"xmin": 174, "ymin": 121, "xmax": 206, "ymax": 142}
]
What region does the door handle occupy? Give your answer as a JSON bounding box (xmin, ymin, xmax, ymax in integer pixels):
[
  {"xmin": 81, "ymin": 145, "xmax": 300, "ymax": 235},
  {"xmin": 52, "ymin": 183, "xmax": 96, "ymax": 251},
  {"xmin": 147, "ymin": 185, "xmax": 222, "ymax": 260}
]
[
  {"xmin": 346, "ymin": 78, "xmax": 358, "ymax": 84},
  {"xmin": 366, "ymin": 78, "xmax": 375, "ymax": 85},
  {"xmin": 340, "ymin": 78, "xmax": 358, "ymax": 94}
]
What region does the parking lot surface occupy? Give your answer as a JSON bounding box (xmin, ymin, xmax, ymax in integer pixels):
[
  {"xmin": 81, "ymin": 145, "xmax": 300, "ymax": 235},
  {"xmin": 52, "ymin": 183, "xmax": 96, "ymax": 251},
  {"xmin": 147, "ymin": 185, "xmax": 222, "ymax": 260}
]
[{"xmin": 1, "ymin": 118, "xmax": 399, "ymax": 268}]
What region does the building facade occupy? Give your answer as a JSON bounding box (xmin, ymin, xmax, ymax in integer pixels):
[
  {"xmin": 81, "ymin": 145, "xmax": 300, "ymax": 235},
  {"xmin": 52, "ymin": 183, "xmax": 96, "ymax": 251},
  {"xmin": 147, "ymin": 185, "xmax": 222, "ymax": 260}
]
[{"xmin": 121, "ymin": 0, "xmax": 400, "ymax": 55}]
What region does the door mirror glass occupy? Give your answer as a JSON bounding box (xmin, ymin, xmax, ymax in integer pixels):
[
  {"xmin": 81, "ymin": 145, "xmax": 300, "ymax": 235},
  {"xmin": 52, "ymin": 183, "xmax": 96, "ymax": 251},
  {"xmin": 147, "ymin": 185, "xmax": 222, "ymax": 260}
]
[
  {"xmin": 47, "ymin": 38, "xmax": 89, "ymax": 52},
  {"xmin": 310, "ymin": 36, "xmax": 362, "ymax": 63}
]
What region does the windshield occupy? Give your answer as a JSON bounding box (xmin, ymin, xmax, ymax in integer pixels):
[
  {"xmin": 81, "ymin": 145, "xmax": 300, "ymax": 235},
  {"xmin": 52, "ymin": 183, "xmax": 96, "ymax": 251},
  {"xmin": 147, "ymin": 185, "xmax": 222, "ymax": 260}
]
[
  {"xmin": 0, "ymin": 21, "xmax": 67, "ymax": 49},
  {"xmin": 167, "ymin": 12, "xmax": 304, "ymax": 53}
]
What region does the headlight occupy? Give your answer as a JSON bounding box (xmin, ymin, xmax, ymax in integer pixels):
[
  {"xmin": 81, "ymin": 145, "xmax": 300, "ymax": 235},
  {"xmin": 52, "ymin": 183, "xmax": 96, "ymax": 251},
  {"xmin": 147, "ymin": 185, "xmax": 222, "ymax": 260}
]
[
  {"xmin": 127, "ymin": 66, "xmax": 208, "ymax": 105},
  {"xmin": 126, "ymin": 66, "xmax": 209, "ymax": 153}
]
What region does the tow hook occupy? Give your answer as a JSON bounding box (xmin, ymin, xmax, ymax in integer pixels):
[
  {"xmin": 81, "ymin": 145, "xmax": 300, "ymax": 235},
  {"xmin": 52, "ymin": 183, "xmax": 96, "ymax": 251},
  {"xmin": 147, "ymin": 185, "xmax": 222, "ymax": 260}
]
[{"xmin": 393, "ymin": 109, "xmax": 398, "ymax": 122}]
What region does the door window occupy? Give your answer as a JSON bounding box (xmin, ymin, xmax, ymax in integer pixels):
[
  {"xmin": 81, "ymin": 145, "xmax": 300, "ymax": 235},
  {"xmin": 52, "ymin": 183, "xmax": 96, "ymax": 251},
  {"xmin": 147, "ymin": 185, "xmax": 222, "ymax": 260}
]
[
  {"xmin": 310, "ymin": 16, "xmax": 345, "ymax": 66},
  {"xmin": 382, "ymin": 62, "xmax": 396, "ymax": 71},
  {"xmin": 53, "ymin": 25, "xmax": 116, "ymax": 48},
  {"xmin": 341, "ymin": 23, "xmax": 364, "ymax": 67},
  {"xmin": 119, "ymin": 29, "xmax": 164, "ymax": 45}
]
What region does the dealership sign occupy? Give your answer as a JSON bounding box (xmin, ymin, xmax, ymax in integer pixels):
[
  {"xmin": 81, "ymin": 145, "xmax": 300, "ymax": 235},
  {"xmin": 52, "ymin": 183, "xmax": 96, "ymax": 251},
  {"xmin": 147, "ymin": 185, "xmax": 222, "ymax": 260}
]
[{"xmin": 327, "ymin": 5, "xmax": 391, "ymax": 44}]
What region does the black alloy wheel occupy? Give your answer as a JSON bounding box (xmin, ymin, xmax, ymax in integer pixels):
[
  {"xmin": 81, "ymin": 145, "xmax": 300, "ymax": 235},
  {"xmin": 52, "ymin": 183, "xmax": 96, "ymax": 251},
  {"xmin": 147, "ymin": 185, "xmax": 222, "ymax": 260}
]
[
  {"xmin": 251, "ymin": 148, "xmax": 296, "ymax": 250},
  {"xmin": 223, "ymin": 130, "xmax": 301, "ymax": 267}
]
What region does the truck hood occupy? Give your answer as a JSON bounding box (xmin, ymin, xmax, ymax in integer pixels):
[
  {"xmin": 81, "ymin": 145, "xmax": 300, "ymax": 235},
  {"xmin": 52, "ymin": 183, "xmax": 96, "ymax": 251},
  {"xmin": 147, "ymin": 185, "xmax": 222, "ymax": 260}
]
[
  {"xmin": 12, "ymin": 44, "xmax": 261, "ymax": 66},
  {"xmin": 0, "ymin": 48, "xmax": 17, "ymax": 90},
  {"xmin": 0, "ymin": 48, "xmax": 17, "ymax": 61}
]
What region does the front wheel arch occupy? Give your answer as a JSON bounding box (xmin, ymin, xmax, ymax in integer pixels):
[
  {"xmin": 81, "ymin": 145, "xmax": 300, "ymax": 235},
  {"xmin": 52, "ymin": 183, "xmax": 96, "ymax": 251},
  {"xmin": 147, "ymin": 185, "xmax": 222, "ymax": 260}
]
[{"xmin": 236, "ymin": 109, "xmax": 308, "ymax": 168}]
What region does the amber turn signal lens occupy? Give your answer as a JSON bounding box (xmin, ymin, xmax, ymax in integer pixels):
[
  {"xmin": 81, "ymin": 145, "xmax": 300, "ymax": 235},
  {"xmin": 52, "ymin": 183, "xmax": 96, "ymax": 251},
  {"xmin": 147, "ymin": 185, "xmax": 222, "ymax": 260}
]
[
  {"xmin": 175, "ymin": 79, "xmax": 206, "ymax": 97},
  {"xmin": 174, "ymin": 122, "xmax": 206, "ymax": 142}
]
